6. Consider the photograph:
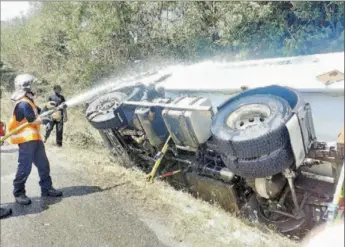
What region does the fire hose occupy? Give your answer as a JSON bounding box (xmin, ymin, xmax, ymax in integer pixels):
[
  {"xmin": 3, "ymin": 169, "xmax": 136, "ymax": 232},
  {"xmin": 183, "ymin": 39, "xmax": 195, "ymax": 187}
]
[{"xmin": 0, "ymin": 103, "xmax": 67, "ymax": 145}]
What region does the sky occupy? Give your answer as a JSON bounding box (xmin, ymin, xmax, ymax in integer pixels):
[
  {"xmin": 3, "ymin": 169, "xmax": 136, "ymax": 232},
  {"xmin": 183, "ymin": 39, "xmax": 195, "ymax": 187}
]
[{"xmin": 1, "ymin": 1, "xmax": 30, "ymax": 21}]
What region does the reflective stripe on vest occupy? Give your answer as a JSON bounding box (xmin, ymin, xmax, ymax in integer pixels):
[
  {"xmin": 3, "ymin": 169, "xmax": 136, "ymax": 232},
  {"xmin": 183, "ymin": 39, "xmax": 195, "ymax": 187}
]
[{"xmin": 8, "ymin": 97, "xmax": 41, "ymax": 144}]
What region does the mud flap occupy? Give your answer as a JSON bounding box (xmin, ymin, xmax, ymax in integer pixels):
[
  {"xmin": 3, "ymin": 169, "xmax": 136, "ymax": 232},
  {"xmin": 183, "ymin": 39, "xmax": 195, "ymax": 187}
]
[
  {"xmin": 286, "ymin": 114, "xmax": 306, "ymax": 168},
  {"xmin": 185, "ymin": 173, "xmax": 240, "ymax": 212}
]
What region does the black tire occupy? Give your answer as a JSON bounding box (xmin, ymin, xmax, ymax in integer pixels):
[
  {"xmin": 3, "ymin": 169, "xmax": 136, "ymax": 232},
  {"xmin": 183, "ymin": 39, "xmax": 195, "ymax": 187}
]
[
  {"xmin": 211, "ymin": 94, "xmax": 292, "ymax": 159},
  {"xmin": 86, "ymin": 91, "xmax": 127, "ymax": 130},
  {"xmin": 99, "ymin": 129, "xmax": 134, "ymax": 168},
  {"xmin": 222, "ymin": 144, "xmax": 294, "ymax": 178},
  {"xmin": 98, "ymin": 130, "xmax": 115, "ymax": 151},
  {"xmin": 217, "ymin": 85, "xmax": 304, "ymax": 112}
]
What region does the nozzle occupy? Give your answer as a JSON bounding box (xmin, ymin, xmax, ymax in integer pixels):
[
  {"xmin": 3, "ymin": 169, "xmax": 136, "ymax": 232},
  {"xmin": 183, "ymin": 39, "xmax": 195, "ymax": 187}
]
[{"xmin": 57, "ymin": 103, "xmax": 67, "ymax": 110}]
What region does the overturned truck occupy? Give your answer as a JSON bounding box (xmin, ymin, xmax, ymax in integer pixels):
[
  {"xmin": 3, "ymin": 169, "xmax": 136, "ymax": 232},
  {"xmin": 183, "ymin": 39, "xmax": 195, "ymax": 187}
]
[{"xmin": 85, "ymin": 52, "xmax": 345, "ymax": 237}]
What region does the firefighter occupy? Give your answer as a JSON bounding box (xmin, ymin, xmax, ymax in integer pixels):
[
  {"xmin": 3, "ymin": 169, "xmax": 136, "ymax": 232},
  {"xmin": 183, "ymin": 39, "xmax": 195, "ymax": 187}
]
[
  {"xmin": 43, "ymin": 85, "xmax": 67, "ymax": 147},
  {"xmin": 8, "ymin": 74, "xmax": 62, "ymax": 205}
]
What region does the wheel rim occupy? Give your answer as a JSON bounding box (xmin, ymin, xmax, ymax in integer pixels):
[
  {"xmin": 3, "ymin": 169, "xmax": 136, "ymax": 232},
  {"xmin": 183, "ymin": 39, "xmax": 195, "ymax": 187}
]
[
  {"xmin": 226, "ymin": 104, "xmax": 271, "ymax": 130},
  {"xmin": 258, "ymin": 198, "xmax": 308, "ymax": 234},
  {"xmin": 97, "ymin": 100, "xmax": 118, "ymax": 112}
]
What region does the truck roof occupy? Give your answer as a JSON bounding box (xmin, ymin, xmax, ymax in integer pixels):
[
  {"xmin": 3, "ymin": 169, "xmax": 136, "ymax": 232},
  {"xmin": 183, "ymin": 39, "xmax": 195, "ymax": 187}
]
[{"xmin": 155, "ymin": 52, "xmax": 344, "ymax": 94}]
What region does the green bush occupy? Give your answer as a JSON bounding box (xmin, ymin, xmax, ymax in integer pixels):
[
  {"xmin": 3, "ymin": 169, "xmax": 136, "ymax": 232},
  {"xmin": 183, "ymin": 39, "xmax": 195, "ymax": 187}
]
[{"xmin": 0, "ymin": 61, "xmax": 17, "ymax": 91}]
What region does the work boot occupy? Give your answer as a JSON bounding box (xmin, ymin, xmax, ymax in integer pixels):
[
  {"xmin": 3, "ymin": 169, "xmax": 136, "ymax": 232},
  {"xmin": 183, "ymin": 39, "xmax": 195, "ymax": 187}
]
[
  {"xmin": 41, "ymin": 188, "xmax": 63, "ymax": 197},
  {"xmin": 0, "ymin": 207, "xmax": 12, "ymax": 219},
  {"xmin": 15, "ymin": 195, "xmax": 31, "ymax": 205}
]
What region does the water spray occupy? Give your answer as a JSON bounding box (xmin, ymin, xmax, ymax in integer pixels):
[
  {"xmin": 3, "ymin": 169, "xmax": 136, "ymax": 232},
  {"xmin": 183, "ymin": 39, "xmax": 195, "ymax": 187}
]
[
  {"xmin": 0, "ymin": 74, "xmax": 142, "ymax": 144},
  {"xmin": 0, "ymin": 65, "xmax": 175, "ymax": 145}
]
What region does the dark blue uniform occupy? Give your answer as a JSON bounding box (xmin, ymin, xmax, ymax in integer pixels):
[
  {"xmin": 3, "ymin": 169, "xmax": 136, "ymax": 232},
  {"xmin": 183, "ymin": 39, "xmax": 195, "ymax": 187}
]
[
  {"xmin": 13, "ymin": 100, "xmax": 53, "ymax": 197},
  {"xmin": 44, "ymin": 93, "xmax": 66, "ymax": 146}
]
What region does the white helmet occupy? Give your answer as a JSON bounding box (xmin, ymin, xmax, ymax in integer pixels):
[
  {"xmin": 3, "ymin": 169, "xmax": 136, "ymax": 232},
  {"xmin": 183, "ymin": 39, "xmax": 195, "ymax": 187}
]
[{"xmin": 11, "ymin": 74, "xmax": 37, "ymax": 101}]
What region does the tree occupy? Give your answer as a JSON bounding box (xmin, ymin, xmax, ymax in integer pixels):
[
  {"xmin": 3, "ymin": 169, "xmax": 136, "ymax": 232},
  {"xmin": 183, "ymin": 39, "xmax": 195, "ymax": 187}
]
[{"xmin": 1, "ymin": 1, "xmax": 344, "ymax": 93}]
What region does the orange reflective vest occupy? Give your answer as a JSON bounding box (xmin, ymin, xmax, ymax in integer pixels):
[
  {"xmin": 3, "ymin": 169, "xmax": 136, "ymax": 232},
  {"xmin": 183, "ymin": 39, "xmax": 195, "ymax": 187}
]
[{"xmin": 8, "ymin": 97, "xmax": 42, "ymax": 144}]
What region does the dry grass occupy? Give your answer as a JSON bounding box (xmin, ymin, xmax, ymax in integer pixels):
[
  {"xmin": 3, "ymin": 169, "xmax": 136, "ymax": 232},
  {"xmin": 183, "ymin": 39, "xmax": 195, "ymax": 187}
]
[
  {"xmin": 1, "ymin": 94, "xmax": 299, "ymax": 247},
  {"xmin": 54, "ymin": 144, "xmax": 298, "ymax": 247}
]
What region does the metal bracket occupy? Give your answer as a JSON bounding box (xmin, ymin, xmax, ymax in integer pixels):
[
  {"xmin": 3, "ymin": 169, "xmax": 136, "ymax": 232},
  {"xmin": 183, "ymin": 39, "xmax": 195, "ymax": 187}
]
[
  {"xmin": 123, "ymin": 100, "xmax": 213, "ymax": 112},
  {"xmin": 283, "ymin": 169, "xmax": 305, "ymax": 218}
]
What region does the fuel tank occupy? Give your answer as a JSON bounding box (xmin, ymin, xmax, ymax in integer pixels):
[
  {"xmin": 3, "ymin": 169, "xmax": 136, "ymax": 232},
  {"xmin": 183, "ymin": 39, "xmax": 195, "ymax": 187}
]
[
  {"xmin": 135, "ymin": 98, "xmax": 170, "ymax": 147},
  {"xmin": 162, "ymin": 96, "xmax": 213, "ymax": 151}
]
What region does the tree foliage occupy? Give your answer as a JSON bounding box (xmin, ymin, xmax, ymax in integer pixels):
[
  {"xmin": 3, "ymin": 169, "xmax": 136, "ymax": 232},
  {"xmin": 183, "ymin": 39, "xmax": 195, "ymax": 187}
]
[{"xmin": 1, "ymin": 1, "xmax": 344, "ymax": 91}]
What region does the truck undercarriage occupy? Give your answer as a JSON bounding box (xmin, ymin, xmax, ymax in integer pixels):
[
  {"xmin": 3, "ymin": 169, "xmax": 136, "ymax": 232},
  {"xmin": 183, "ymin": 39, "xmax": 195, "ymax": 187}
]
[{"xmin": 85, "ymin": 82, "xmax": 344, "ymax": 238}]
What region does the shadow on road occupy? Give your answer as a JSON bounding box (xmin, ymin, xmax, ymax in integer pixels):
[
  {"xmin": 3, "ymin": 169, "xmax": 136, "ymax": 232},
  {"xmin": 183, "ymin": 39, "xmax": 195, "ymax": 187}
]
[{"xmin": 1, "ymin": 183, "xmax": 128, "ymax": 219}]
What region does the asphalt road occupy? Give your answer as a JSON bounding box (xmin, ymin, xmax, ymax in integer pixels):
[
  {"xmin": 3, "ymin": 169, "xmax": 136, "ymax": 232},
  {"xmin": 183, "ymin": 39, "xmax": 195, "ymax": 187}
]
[{"xmin": 0, "ymin": 144, "xmax": 171, "ymax": 247}]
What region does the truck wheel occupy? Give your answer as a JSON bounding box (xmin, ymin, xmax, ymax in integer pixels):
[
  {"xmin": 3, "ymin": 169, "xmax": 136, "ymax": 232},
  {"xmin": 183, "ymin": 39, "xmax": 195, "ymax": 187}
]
[
  {"xmin": 222, "ymin": 144, "xmax": 294, "ymax": 178},
  {"xmin": 86, "ymin": 92, "xmax": 127, "ymax": 130},
  {"xmin": 99, "ymin": 129, "xmax": 134, "ymax": 168},
  {"xmin": 211, "ymin": 94, "xmax": 292, "ymax": 159}
]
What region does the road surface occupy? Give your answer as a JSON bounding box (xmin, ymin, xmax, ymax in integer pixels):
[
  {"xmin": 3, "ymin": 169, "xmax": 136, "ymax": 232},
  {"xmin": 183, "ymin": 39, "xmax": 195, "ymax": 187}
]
[{"xmin": 0, "ymin": 144, "xmax": 174, "ymax": 247}]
